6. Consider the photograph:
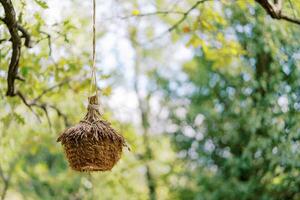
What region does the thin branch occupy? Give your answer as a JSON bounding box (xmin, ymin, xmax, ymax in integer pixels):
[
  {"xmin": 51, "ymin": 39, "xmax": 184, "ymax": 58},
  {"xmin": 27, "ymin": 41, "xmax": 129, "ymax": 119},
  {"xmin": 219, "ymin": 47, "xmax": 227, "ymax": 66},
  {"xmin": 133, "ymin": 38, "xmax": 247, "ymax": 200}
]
[
  {"xmin": 38, "ymin": 31, "xmax": 61, "ymax": 71},
  {"xmin": 16, "ymin": 91, "xmax": 70, "ymax": 127},
  {"xmin": 41, "ymin": 104, "xmax": 52, "ymax": 128},
  {"xmin": 0, "ymin": 165, "xmax": 5, "ymax": 182},
  {"xmin": 48, "ymin": 104, "xmax": 70, "ymax": 127},
  {"xmin": 256, "ymin": 0, "xmax": 300, "ymax": 25},
  {"xmin": 0, "ymin": 38, "xmax": 9, "ymax": 44},
  {"xmin": 280, "ymin": 14, "xmax": 300, "ymax": 25},
  {"xmin": 15, "ymin": 75, "xmax": 25, "ymax": 82},
  {"xmin": 145, "ymin": 0, "xmax": 211, "ymax": 43},
  {"xmin": 167, "ymin": 0, "xmax": 209, "ymax": 32},
  {"xmin": 33, "ymin": 79, "xmax": 70, "ymax": 102},
  {"xmin": 118, "ymin": 10, "xmax": 185, "ymax": 20},
  {"xmin": 16, "ymin": 91, "xmax": 42, "ymax": 122},
  {"xmin": 0, "ymin": 160, "xmax": 17, "ymax": 200},
  {"xmin": 17, "ymin": 24, "xmax": 32, "ymax": 48},
  {"xmin": 14, "ymin": 79, "xmax": 71, "ymax": 127},
  {"xmin": 39, "ymin": 31, "xmax": 52, "ymax": 56}
]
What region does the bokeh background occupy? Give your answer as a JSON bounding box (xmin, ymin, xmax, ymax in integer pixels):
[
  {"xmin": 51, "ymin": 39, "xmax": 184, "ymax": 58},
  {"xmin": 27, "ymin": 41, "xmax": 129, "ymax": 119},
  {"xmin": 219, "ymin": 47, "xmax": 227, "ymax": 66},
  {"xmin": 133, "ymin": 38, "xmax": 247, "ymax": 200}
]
[{"xmin": 1, "ymin": 0, "xmax": 300, "ymax": 199}]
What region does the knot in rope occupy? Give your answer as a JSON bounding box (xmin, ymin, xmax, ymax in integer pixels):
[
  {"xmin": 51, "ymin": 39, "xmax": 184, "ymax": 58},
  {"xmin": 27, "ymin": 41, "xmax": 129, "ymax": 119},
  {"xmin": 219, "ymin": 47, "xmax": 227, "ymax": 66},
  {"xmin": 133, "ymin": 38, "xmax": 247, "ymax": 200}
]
[{"xmin": 88, "ymin": 103, "xmax": 100, "ymax": 111}]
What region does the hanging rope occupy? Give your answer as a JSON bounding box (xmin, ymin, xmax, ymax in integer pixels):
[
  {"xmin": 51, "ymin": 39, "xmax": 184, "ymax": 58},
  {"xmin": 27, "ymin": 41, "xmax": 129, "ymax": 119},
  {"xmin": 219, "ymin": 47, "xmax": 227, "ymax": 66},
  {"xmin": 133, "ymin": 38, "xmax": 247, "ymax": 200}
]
[{"xmin": 90, "ymin": 0, "xmax": 98, "ymax": 96}]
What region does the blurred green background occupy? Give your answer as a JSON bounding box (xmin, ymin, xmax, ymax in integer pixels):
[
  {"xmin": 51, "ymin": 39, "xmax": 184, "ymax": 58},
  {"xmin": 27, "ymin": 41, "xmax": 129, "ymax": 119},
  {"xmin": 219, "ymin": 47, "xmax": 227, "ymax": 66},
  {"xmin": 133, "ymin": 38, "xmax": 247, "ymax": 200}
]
[{"xmin": 1, "ymin": 0, "xmax": 300, "ymax": 199}]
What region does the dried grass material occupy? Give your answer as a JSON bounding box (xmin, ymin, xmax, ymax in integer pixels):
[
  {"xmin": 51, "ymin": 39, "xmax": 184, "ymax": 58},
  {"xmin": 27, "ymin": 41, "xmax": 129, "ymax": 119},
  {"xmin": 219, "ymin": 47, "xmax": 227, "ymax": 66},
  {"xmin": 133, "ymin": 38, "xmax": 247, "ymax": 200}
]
[{"xmin": 57, "ymin": 95, "xmax": 128, "ymax": 172}]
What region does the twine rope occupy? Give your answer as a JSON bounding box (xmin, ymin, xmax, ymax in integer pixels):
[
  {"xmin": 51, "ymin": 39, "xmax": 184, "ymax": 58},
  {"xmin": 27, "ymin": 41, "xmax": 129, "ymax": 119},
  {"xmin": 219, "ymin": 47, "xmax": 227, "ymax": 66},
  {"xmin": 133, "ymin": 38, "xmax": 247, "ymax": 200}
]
[
  {"xmin": 80, "ymin": 119, "xmax": 101, "ymax": 126},
  {"xmin": 88, "ymin": 104, "xmax": 101, "ymax": 110},
  {"xmin": 90, "ymin": 0, "xmax": 98, "ymax": 96}
]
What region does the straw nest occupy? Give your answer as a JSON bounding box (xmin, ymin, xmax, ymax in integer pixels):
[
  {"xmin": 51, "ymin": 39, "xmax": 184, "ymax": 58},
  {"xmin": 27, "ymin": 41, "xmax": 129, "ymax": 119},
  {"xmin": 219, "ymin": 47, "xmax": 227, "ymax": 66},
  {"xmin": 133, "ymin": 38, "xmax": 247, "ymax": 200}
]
[{"xmin": 57, "ymin": 95, "xmax": 128, "ymax": 172}]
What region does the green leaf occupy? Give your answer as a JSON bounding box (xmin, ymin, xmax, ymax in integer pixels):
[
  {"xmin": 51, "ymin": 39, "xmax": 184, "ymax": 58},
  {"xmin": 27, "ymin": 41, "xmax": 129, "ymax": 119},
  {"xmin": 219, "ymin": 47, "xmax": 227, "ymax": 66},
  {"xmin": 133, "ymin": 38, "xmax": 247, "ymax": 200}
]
[
  {"xmin": 34, "ymin": 0, "xmax": 49, "ymax": 9},
  {"xmin": 20, "ymin": 66, "xmax": 30, "ymax": 77},
  {"xmin": 13, "ymin": 113, "xmax": 25, "ymax": 125}
]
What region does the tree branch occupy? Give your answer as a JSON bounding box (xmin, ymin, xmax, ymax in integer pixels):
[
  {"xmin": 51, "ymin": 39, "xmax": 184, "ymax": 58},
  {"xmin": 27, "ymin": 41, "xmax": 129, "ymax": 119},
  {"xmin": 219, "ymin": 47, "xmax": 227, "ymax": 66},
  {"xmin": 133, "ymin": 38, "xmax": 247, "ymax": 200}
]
[
  {"xmin": 0, "ymin": 160, "xmax": 17, "ymax": 200},
  {"xmin": 0, "ymin": 0, "xmax": 32, "ymax": 96},
  {"xmin": 167, "ymin": 0, "xmax": 210, "ymax": 32},
  {"xmin": 280, "ymin": 14, "xmax": 300, "ymax": 25},
  {"xmin": 39, "ymin": 31, "xmax": 52, "ymax": 56},
  {"xmin": 14, "ymin": 79, "xmax": 71, "ymax": 127},
  {"xmin": 32, "ymin": 79, "xmax": 70, "ymax": 102},
  {"xmin": 0, "ymin": 165, "xmax": 5, "ymax": 183},
  {"xmin": 117, "ymin": 10, "xmax": 185, "ymax": 20},
  {"xmin": 16, "ymin": 91, "xmax": 70, "ymax": 127},
  {"xmin": 0, "ymin": 0, "xmax": 21, "ymax": 96},
  {"xmin": 145, "ymin": 0, "xmax": 211, "ymax": 43},
  {"xmin": 256, "ymin": 0, "xmax": 300, "ymax": 25},
  {"xmin": 0, "ymin": 38, "xmax": 9, "ymax": 44},
  {"xmin": 0, "ymin": 164, "xmax": 10, "ymax": 200},
  {"xmin": 17, "ymin": 24, "xmax": 32, "ymax": 48}
]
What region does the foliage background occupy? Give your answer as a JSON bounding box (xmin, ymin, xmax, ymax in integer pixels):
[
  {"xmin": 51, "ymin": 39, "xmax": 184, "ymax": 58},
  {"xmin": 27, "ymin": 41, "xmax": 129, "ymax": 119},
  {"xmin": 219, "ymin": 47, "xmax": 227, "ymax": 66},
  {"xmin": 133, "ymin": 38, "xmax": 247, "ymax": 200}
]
[{"xmin": 1, "ymin": 0, "xmax": 300, "ymax": 199}]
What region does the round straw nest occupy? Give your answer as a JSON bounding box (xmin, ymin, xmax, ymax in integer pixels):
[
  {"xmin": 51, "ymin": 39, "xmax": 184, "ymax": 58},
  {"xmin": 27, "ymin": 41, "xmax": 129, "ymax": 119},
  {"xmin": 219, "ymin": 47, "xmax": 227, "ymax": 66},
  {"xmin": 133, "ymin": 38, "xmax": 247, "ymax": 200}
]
[{"xmin": 57, "ymin": 95, "xmax": 129, "ymax": 172}]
